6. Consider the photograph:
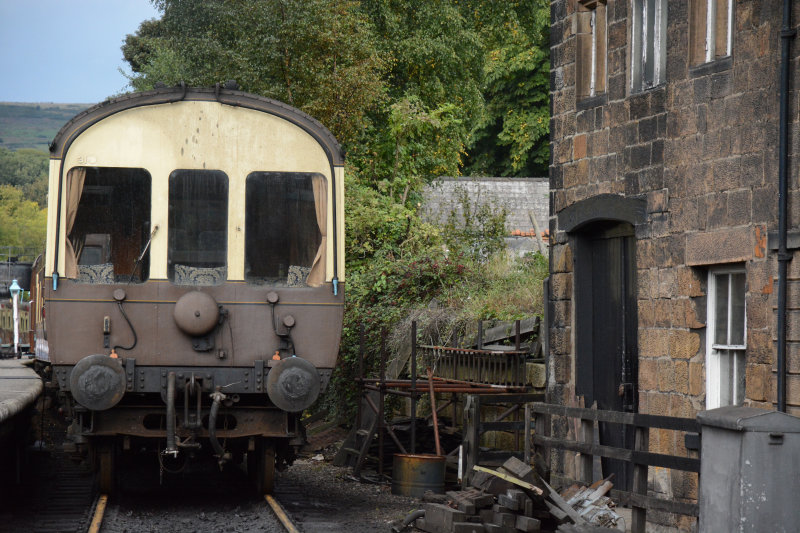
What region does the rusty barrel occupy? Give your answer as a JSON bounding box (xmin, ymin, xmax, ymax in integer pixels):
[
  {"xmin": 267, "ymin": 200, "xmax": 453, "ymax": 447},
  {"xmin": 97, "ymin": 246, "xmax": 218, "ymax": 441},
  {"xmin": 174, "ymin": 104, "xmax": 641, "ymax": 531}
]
[{"xmin": 391, "ymin": 453, "xmax": 446, "ymax": 497}]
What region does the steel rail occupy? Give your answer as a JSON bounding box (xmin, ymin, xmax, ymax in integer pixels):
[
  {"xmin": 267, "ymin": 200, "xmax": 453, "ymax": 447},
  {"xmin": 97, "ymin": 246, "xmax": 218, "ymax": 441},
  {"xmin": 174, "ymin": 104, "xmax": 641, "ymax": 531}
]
[
  {"xmin": 265, "ymin": 494, "xmax": 301, "ymax": 533},
  {"xmin": 87, "ymin": 494, "xmax": 109, "ymax": 533}
]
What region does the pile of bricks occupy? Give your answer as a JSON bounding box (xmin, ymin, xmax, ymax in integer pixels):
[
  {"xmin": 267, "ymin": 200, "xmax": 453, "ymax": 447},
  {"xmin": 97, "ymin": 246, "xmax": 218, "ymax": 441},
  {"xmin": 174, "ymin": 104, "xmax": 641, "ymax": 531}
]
[
  {"xmin": 413, "ymin": 457, "xmax": 547, "ymax": 533},
  {"xmin": 410, "ymin": 457, "xmax": 622, "ymax": 533}
]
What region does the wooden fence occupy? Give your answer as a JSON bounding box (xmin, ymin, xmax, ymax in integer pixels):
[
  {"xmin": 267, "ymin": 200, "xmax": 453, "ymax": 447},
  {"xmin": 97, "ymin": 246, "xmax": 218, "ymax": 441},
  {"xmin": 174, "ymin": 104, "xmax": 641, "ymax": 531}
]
[{"xmin": 529, "ymin": 402, "xmax": 700, "ymax": 533}]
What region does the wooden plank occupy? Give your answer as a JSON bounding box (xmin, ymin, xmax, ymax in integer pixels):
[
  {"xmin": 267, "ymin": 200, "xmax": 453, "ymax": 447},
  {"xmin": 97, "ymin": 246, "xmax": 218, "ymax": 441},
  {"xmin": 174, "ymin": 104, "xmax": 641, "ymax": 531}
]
[
  {"xmin": 480, "ymin": 393, "xmax": 546, "ymax": 405},
  {"xmin": 532, "ymin": 435, "xmax": 700, "ymax": 472},
  {"xmin": 579, "ymin": 403, "xmax": 595, "ymax": 484},
  {"xmin": 473, "ymin": 317, "xmax": 540, "ymax": 347},
  {"xmin": 538, "ymin": 474, "xmax": 586, "ymax": 525},
  {"xmin": 524, "ymin": 404, "xmax": 532, "ymax": 464},
  {"xmin": 480, "ymin": 421, "xmax": 527, "ymax": 432},
  {"xmin": 529, "ymin": 403, "xmax": 700, "ymax": 432},
  {"xmin": 472, "ymin": 465, "xmax": 544, "ymax": 496},
  {"xmin": 611, "ymin": 489, "xmax": 700, "ymax": 517},
  {"xmin": 631, "ymin": 426, "xmax": 648, "ymax": 533},
  {"xmin": 462, "ymin": 394, "xmax": 480, "ymax": 489}
]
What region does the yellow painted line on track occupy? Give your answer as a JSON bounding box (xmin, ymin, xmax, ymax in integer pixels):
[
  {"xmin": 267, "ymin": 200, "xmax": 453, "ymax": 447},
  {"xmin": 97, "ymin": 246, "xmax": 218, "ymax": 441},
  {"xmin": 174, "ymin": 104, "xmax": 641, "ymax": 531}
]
[
  {"xmin": 88, "ymin": 494, "xmax": 108, "ymax": 533},
  {"xmin": 265, "ymin": 494, "xmax": 301, "ymax": 533}
]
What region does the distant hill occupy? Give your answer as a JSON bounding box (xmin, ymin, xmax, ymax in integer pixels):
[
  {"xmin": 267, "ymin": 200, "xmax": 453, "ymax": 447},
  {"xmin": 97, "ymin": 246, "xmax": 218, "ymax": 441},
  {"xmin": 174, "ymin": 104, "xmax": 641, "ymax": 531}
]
[{"xmin": 0, "ymin": 103, "xmax": 90, "ymax": 152}]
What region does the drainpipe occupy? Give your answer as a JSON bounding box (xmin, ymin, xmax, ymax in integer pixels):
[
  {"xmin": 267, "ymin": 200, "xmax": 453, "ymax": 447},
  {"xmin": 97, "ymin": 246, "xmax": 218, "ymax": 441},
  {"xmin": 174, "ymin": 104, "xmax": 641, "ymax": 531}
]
[{"xmin": 777, "ymin": 0, "xmax": 794, "ymax": 413}]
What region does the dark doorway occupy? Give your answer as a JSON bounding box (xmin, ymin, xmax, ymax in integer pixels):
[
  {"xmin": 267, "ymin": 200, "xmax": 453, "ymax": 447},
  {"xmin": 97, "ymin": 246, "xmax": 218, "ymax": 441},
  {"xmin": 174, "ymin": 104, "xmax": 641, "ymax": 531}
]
[{"xmin": 573, "ymin": 221, "xmax": 639, "ymax": 490}]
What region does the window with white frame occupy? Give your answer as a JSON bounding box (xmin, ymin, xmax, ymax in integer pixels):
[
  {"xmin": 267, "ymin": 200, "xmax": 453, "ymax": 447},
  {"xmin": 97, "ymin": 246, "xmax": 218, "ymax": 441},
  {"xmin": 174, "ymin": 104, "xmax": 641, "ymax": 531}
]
[
  {"xmin": 690, "ymin": 0, "xmax": 733, "ymax": 66},
  {"xmin": 706, "ymin": 267, "xmax": 746, "ymax": 409},
  {"xmin": 576, "ymin": 0, "xmax": 607, "ymax": 99},
  {"xmin": 631, "ymin": 0, "xmax": 667, "ymax": 91}
]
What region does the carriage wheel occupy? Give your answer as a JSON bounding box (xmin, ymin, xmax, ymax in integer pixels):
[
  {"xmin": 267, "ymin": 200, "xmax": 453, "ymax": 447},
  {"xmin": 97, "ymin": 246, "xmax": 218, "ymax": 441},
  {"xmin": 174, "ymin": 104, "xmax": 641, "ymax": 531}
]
[{"xmin": 249, "ymin": 438, "xmax": 275, "ymax": 494}]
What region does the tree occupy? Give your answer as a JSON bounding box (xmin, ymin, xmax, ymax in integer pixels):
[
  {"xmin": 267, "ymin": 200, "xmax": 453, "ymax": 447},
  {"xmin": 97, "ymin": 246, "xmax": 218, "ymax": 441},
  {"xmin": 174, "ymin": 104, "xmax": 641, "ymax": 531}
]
[
  {"xmin": 0, "ymin": 185, "xmax": 47, "ymax": 250},
  {"xmin": 0, "ymin": 147, "xmax": 49, "ymax": 207},
  {"xmin": 123, "ymin": 0, "xmax": 387, "ymax": 147},
  {"xmin": 461, "ymin": 0, "xmax": 551, "ymax": 177}
]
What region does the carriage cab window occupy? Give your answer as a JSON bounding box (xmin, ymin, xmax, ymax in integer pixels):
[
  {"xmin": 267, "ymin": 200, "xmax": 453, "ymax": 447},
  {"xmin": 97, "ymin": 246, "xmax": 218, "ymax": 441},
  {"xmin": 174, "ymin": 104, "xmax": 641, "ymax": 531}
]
[
  {"xmin": 245, "ymin": 172, "xmax": 325, "ymax": 287},
  {"xmin": 66, "ymin": 167, "xmax": 152, "ymax": 284},
  {"xmin": 168, "ymin": 170, "xmax": 228, "ymax": 285}
]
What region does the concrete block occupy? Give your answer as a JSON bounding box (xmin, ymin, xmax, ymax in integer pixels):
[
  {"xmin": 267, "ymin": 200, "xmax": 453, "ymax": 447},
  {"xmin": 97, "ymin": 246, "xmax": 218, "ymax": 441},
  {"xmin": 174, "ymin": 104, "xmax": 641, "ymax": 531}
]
[
  {"xmin": 423, "ymin": 503, "xmax": 467, "ymax": 532},
  {"xmin": 497, "ymin": 494, "xmax": 520, "ymax": 511},
  {"xmin": 506, "ymin": 488, "xmax": 529, "ymax": 508},
  {"xmin": 452, "ymin": 522, "xmax": 486, "ymax": 533},
  {"xmin": 492, "ymin": 512, "xmax": 517, "ymax": 528},
  {"xmin": 515, "ymin": 515, "xmax": 541, "ymax": 532},
  {"xmin": 479, "ymin": 509, "xmax": 495, "ymax": 523},
  {"xmin": 457, "ymin": 500, "xmax": 477, "ymax": 515},
  {"xmin": 501, "ymin": 456, "xmax": 536, "ymax": 483},
  {"xmin": 483, "ymin": 523, "xmax": 515, "ymax": 533},
  {"xmin": 492, "ymin": 503, "xmax": 513, "ymax": 514},
  {"xmin": 523, "ymin": 498, "xmax": 534, "ymax": 517}
]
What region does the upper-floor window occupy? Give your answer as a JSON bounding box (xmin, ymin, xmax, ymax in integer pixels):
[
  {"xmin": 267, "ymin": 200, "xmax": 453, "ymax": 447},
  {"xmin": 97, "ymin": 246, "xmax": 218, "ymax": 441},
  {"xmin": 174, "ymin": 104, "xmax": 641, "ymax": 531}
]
[
  {"xmin": 631, "ymin": 0, "xmax": 667, "ymax": 91},
  {"xmin": 576, "ymin": 0, "xmax": 607, "ymax": 99},
  {"xmin": 168, "ymin": 170, "xmax": 228, "ymax": 285},
  {"xmin": 245, "ymin": 172, "xmax": 325, "ymax": 287},
  {"xmin": 690, "ymin": 0, "xmax": 732, "ymax": 66},
  {"xmin": 706, "ymin": 267, "xmax": 746, "ymax": 408},
  {"xmin": 67, "ymin": 167, "xmax": 152, "ymax": 284}
]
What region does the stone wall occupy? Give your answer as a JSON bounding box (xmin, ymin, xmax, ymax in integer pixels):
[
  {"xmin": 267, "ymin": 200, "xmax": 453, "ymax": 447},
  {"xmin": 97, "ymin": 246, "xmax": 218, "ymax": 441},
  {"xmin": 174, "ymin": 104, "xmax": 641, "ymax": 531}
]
[
  {"xmin": 549, "ymin": 1, "xmax": 797, "ymax": 530},
  {"xmin": 420, "ymin": 177, "xmax": 550, "ymax": 255}
]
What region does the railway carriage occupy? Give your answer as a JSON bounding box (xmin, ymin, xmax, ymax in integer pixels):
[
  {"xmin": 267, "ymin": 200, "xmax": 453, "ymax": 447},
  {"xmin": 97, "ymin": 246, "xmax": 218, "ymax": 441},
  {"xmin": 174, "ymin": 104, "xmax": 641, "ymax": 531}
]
[{"xmin": 40, "ymin": 84, "xmax": 345, "ymax": 492}]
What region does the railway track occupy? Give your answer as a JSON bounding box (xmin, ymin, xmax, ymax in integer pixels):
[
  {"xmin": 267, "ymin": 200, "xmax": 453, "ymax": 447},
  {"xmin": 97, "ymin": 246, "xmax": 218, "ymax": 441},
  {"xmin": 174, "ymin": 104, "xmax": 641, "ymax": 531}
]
[{"xmin": 88, "ymin": 490, "xmax": 301, "ymax": 533}]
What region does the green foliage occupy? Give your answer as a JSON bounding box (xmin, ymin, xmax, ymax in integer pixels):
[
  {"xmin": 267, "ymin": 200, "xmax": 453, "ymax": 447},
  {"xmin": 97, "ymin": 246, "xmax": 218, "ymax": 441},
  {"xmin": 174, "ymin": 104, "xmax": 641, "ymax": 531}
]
[
  {"xmin": 0, "ymin": 185, "xmax": 47, "ymax": 250},
  {"xmin": 0, "ymin": 147, "xmax": 49, "ymax": 207},
  {"xmin": 443, "ymin": 187, "xmax": 507, "ymax": 262},
  {"xmin": 124, "ymin": 0, "xmax": 387, "ymax": 146},
  {"xmin": 461, "ymin": 0, "xmax": 551, "ymax": 176}
]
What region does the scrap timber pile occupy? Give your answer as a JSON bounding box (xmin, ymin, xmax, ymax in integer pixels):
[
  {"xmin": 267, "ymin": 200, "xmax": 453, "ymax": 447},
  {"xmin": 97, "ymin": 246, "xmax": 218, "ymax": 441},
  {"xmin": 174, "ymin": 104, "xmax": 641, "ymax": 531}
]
[{"xmin": 407, "ymin": 457, "xmax": 623, "ymax": 533}]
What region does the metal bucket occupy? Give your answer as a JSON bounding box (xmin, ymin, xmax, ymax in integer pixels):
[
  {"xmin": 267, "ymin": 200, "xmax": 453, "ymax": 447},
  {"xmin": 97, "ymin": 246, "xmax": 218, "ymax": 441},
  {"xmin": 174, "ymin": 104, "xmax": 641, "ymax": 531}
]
[{"xmin": 391, "ymin": 453, "xmax": 446, "ymax": 497}]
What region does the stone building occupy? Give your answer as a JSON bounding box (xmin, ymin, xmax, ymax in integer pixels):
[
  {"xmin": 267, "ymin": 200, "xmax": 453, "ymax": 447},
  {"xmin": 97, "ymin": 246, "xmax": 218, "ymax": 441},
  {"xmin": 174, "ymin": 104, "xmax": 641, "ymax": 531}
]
[{"xmin": 548, "ymin": 0, "xmax": 798, "ymax": 528}]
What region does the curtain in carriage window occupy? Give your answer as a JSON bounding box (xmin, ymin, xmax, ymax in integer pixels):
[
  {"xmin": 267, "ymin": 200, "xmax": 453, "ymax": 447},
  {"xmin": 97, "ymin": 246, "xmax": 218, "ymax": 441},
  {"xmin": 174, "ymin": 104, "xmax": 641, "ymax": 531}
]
[
  {"xmin": 64, "ymin": 167, "xmax": 86, "ymax": 279},
  {"xmin": 245, "ymin": 172, "xmax": 325, "ymax": 287}
]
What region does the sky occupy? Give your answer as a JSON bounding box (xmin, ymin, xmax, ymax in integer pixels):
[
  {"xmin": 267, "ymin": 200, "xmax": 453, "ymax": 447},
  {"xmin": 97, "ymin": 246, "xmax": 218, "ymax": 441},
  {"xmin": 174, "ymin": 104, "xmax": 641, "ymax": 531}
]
[{"xmin": 0, "ymin": 1, "xmax": 161, "ymax": 104}]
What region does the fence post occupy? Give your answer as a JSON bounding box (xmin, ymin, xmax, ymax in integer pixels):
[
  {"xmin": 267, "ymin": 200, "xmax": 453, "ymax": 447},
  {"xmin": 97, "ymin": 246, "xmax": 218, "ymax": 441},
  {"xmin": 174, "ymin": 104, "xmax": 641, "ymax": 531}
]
[
  {"xmin": 631, "ymin": 425, "xmax": 649, "ymax": 533},
  {"xmin": 524, "ymin": 403, "xmax": 532, "ymax": 464},
  {"xmin": 534, "ymin": 406, "xmax": 551, "ymax": 483},
  {"xmin": 462, "ymin": 394, "xmax": 480, "ymax": 488},
  {"xmin": 579, "ymin": 403, "xmax": 595, "ymax": 484}
]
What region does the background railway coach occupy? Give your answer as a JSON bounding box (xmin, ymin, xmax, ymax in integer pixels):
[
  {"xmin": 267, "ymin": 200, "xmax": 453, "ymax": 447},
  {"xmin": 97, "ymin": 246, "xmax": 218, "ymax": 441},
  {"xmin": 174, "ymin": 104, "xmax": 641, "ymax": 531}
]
[{"xmin": 41, "ymin": 84, "xmax": 345, "ymax": 493}]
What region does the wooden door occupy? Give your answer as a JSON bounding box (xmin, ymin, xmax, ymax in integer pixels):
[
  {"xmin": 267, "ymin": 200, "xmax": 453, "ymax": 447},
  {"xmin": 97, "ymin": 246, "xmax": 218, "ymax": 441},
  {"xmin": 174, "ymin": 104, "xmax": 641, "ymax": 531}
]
[{"xmin": 574, "ymin": 221, "xmax": 638, "ymax": 490}]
